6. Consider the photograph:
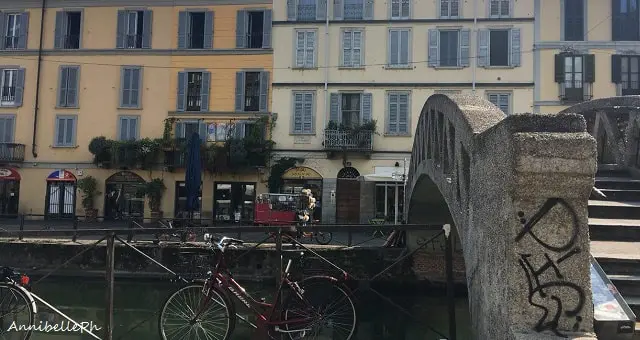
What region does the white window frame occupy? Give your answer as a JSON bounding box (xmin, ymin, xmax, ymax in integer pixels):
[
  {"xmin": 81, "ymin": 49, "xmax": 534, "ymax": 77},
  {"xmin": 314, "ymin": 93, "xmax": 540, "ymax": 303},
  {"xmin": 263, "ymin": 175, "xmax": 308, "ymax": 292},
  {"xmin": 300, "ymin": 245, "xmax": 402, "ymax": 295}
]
[
  {"xmin": 439, "ymin": 0, "xmax": 460, "ymax": 18},
  {"xmin": 489, "ymin": 0, "xmax": 512, "ymax": 18},
  {"xmin": 294, "ymin": 29, "xmax": 317, "ymax": 69},
  {"xmin": 374, "ymin": 182, "xmax": 405, "ymax": 224},
  {"xmin": 387, "ymin": 28, "xmax": 411, "ymax": 68},
  {"xmin": 1, "ymin": 69, "xmax": 17, "ymax": 106},
  {"xmin": 341, "ymin": 28, "xmax": 365, "ymax": 68},
  {"xmin": 439, "ymin": 29, "xmax": 461, "ymax": 67},
  {"xmin": 486, "ymin": 92, "xmax": 511, "ymax": 115},
  {"xmin": 390, "ymin": 0, "xmax": 411, "ymax": 19}
]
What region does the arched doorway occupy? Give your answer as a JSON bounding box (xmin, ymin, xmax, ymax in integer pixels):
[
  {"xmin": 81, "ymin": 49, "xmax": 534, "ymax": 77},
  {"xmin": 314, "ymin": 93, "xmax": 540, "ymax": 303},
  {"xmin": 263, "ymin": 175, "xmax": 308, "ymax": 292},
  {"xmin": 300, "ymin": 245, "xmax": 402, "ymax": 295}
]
[
  {"xmin": 336, "ymin": 167, "xmax": 360, "ymax": 223},
  {"xmin": 0, "ymin": 167, "xmax": 20, "ymax": 217},
  {"xmin": 104, "ymin": 171, "xmax": 146, "ymax": 220},
  {"xmin": 282, "ymin": 166, "xmax": 324, "ymax": 222},
  {"xmin": 45, "ymin": 170, "xmax": 77, "ymax": 219}
]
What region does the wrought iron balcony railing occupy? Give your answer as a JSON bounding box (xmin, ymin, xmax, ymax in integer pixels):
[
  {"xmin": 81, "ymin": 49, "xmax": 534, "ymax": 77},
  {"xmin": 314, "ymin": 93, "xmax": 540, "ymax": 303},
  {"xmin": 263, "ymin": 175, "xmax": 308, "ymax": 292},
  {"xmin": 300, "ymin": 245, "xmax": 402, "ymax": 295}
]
[
  {"xmin": 0, "ymin": 143, "xmax": 25, "ymax": 162},
  {"xmin": 323, "ymin": 129, "xmax": 373, "ymax": 151},
  {"xmin": 124, "ymin": 34, "xmax": 143, "ymax": 48},
  {"xmin": 62, "ymin": 35, "xmax": 80, "ymax": 49},
  {"xmin": 1, "ymin": 86, "xmax": 15, "ymax": 103}
]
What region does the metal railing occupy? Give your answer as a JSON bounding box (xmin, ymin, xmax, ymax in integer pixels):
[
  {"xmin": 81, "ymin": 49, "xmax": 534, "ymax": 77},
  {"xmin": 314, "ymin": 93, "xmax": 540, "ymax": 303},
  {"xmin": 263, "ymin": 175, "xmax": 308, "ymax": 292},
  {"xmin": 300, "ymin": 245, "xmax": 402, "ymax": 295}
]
[
  {"xmin": 1, "ymin": 86, "xmax": 15, "ymax": 103},
  {"xmin": 560, "ymin": 82, "xmax": 593, "ymax": 103},
  {"xmin": 297, "ymin": 4, "xmax": 317, "ymax": 20},
  {"xmin": 324, "ymin": 129, "xmax": 374, "ymax": 151},
  {"xmin": 62, "ymin": 34, "xmax": 80, "ymax": 49},
  {"xmin": 0, "ymin": 142, "xmax": 25, "ymax": 162},
  {"xmin": 3, "ymin": 36, "xmax": 18, "ymax": 49},
  {"xmin": 124, "ymin": 34, "xmax": 143, "ymax": 49},
  {"xmin": 186, "ymin": 92, "xmax": 202, "ymax": 111}
]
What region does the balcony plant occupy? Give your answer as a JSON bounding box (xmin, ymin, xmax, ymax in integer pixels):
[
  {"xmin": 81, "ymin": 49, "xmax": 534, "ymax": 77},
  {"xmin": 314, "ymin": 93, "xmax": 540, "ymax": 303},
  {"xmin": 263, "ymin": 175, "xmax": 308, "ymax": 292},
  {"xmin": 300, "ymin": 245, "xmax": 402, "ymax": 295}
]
[
  {"xmin": 139, "ymin": 178, "xmax": 166, "ymax": 222},
  {"xmin": 325, "ymin": 119, "xmax": 378, "ymax": 148},
  {"xmin": 88, "ymin": 136, "xmax": 113, "ymax": 167},
  {"xmin": 208, "ymin": 117, "xmax": 276, "ymax": 172},
  {"xmin": 76, "ymin": 176, "xmax": 101, "ymax": 222},
  {"xmin": 88, "ymin": 137, "xmax": 162, "ymax": 170}
]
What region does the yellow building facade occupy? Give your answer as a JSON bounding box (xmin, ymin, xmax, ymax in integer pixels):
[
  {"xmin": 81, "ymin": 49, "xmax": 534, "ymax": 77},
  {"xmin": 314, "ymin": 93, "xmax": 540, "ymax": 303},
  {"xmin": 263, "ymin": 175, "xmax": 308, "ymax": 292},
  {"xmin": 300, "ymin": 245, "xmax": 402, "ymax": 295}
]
[
  {"xmin": 270, "ymin": 0, "xmax": 534, "ymax": 223},
  {"xmin": 0, "ymin": 0, "xmax": 273, "ymax": 222}
]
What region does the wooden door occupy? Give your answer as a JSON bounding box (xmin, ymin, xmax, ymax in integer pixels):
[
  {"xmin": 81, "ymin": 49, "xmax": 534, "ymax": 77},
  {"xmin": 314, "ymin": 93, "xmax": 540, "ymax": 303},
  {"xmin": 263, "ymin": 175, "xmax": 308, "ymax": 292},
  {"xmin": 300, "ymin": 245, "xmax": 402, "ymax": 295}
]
[{"xmin": 336, "ymin": 179, "xmax": 360, "ymax": 224}]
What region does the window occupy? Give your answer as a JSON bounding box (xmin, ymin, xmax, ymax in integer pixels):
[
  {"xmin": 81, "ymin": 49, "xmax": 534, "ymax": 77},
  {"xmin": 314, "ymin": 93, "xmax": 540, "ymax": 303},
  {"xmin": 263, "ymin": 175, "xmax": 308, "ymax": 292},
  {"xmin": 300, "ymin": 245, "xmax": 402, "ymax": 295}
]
[
  {"xmin": 388, "ymin": 29, "xmax": 410, "ymax": 68},
  {"xmin": 554, "ymin": 53, "xmax": 595, "ymax": 102},
  {"xmin": 328, "ymin": 92, "xmax": 372, "ymax": 127},
  {"xmin": 175, "ymin": 120, "xmax": 206, "ymax": 140},
  {"xmin": 375, "ymin": 183, "xmax": 404, "ymax": 223},
  {"xmin": 613, "ymin": 0, "xmax": 639, "ymax": 41},
  {"xmin": 54, "ymin": 115, "xmax": 77, "ymax": 147},
  {"xmin": 215, "ymin": 123, "xmax": 229, "ymax": 141},
  {"xmin": 341, "ymin": 29, "xmax": 363, "ymax": 67},
  {"xmin": 3, "ymin": 12, "xmax": 28, "ymax": 49},
  {"xmin": 118, "ymin": 116, "xmax": 139, "ymax": 141},
  {"xmin": 177, "ymin": 11, "xmax": 213, "ymax": 49},
  {"xmin": 235, "ymin": 71, "xmax": 270, "ymax": 112},
  {"xmin": 477, "ymin": 28, "xmax": 520, "ymax": 67},
  {"xmin": 335, "ymin": 0, "xmax": 373, "ymax": 20},
  {"xmin": 489, "ymin": 0, "xmax": 511, "ymax": 17},
  {"xmin": 390, "ymin": 0, "xmax": 410, "ymax": 19},
  {"xmin": 612, "ymin": 55, "xmax": 640, "ymax": 95},
  {"xmin": 288, "ymin": 0, "xmax": 325, "ymax": 21},
  {"xmin": 292, "ymin": 91, "xmax": 314, "ymax": 134},
  {"xmin": 487, "ymin": 93, "xmax": 510, "ymax": 114},
  {"xmin": 54, "ymin": 11, "xmax": 82, "ymax": 49},
  {"xmin": 0, "ymin": 68, "xmax": 25, "ymax": 107},
  {"xmin": 236, "ymin": 10, "xmax": 272, "ymax": 48},
  {"xmin": 0, "ymin": 115, "xmax": 15, "ymax": 143},
  {"xmin": 176, "ymin": 71, "xmax": 211, "ymax": 112},
  {"xmin": 175, "ymin": 181, "xmax": 203, "ymax": 217},
  {"xmin": 428, "ymin": 29, "xmax": 470, "ymax": 67},
  {"xmin": 440, "ymin": 0, "xmax": 460, "ymax": 18},
  {"xmin": 387, "ymin": 92, "xmax": 410, "ymax": 135},
  {"xmin": 57, "ymin": 66, "xmax": 80, "ymax": 108},
  {"xmin": 564, "ymin": 0, "xmax": 584, "ymax": 41},
  {"xmin": 295, "ymin": 30, "xmax": 316, "ymax": 68},
  {"xmin": 489, "ymin": 30, "xmax": 509, "ymax": 66},
  {"xmin": 214, "ymin": 182, "xmax": 256, "ymax": 223},
  {"xmin": 116, "ymin": 10, "xmax": 152, "ymax": 49},
  {"xmin": 120, "ymin": 67, "xmax": 142, "ymax": 108}
]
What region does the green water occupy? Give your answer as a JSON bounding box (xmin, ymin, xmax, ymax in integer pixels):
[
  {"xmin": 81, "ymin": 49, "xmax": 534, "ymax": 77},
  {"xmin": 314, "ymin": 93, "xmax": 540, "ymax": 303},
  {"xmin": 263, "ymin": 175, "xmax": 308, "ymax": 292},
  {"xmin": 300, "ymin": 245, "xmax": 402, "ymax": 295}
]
[{"xmin": 21, "ymin": 278, "xmax": 471, "ymax": 340}]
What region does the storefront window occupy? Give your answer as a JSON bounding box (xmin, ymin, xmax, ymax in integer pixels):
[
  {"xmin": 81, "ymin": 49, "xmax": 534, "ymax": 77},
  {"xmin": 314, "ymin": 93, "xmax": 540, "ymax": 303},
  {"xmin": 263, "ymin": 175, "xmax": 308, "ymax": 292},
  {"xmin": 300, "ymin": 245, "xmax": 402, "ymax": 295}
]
[
  {"xmin": 214, "ymin": 182, "xmax": 256, "ymax": 223},
  {"xmin": 282, "ymin": 179, "xmax": 323, "ymax": 222},
  {"xmin": 374, "ymin": 182, "xmax": 405, "ymax": 224},
  {"xmin": 174, "ymin": 181, "xmax": 202, "ymax": 218}
]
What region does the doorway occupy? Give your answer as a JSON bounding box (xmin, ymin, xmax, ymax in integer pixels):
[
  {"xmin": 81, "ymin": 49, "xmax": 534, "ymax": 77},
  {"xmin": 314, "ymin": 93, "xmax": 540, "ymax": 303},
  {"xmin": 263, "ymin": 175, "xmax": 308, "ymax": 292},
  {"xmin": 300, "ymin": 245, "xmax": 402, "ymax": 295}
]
[
  {"xmin": 104, "ymin": 171, "xmax": 146, "ymax": 220},
  {"xmin": 45, "ymin": 169, "xmax": 77, "ymax": 219},
  {"xmin": 336, "ymin": 167, "xmax": 361, "ymax": 224},
  {"xmin": 214, "ymin": 182, "xmax": 256, "ymax": 223},
  {"xmin": 0, "ymin": 168, "xmax": 20, "ymax": 217}
]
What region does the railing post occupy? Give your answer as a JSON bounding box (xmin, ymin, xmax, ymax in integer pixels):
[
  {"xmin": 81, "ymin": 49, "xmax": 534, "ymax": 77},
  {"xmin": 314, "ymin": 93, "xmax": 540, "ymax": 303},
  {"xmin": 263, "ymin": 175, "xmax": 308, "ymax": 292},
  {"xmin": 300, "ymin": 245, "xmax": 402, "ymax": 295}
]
[
  {"xmin": 445, "ymin": 224, "xmax": 456, "ymax": 340},
  {"xmin": 347, "ymin": 228, "xmax": 352, "ymax": 247},
  {"xmin": 18, "ymin": 214, "xmax": 24, "ymax": 241},
  {"xmin": 127, "ymin": 218, "xmax": 133, "ymax": 243},
  {"xmin": 104, "ymin": 232, "xmax": 115, "ymax": 340},
  {"xmin": 275, "ymin": 227, "xmax": 282, "ymax": 286}
]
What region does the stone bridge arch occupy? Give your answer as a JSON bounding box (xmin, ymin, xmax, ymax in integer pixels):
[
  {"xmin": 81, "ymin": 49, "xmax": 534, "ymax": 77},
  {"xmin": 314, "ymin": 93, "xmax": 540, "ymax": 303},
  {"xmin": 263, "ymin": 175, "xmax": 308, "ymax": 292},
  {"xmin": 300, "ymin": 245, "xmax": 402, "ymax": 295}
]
[{"xmin": 405, "ymin": 94, "xmax": 597, "ymax": 340}]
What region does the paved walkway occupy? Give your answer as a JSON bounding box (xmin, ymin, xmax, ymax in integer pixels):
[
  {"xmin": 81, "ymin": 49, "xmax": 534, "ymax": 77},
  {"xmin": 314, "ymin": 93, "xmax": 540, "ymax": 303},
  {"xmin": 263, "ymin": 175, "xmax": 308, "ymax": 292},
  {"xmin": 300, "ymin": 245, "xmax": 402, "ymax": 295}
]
[{"xmin": 590, "ymin": 240, "xmax": 640, "ymax": 260}]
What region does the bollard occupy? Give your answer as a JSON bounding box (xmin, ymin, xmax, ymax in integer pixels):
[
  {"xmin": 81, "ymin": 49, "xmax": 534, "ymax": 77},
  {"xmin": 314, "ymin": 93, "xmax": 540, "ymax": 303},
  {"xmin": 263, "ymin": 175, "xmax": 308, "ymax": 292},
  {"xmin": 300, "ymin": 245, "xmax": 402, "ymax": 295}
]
[
  {"xmin": 445, "ymin": 225, "xmax": 457, "ymax": 340},
  {"xmin": 347, "ymin": 230, "xmax": 352, "ymax": 246},
  {"xmin": 275, "ymin": 228, "xmax": 282, "ymax": 286},
  {"xmin": 72, "ymin": 216, "xmax": 78, "ymax": 242},
  {"xmin": 18, "ymin": 214, "xmax": 24, "ymax": 241},
  {"xmin": 127, "ymin": 218, "xmax": 133, "ymax": 243},
  {"xmin": 104, "ymin": 233, "xmax": 115, "ymax": 340}
]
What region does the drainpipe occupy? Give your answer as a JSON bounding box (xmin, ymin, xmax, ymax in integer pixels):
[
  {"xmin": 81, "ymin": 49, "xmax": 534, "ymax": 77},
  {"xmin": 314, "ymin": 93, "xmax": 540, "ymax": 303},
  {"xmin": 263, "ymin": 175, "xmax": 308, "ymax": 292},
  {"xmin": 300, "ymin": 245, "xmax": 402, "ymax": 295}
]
[
  {"xmin": 31, "ymin": 0, "xmax": 46, "ymax": 158},
  {"xmin": 471, "ymin": 0, "xmax": 478, "ymax": 92},
  {"xmin": 323, "ymin": 1, "xmax": 329, "ymax": 132}
]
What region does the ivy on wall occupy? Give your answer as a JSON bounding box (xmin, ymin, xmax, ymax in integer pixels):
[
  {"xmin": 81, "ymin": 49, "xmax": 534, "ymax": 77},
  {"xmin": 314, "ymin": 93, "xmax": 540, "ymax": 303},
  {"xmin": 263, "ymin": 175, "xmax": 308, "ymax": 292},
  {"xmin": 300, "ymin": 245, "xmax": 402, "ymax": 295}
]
[{"xmin": 267, "ymin": 157, "xmax": 304, "ymax": 193}]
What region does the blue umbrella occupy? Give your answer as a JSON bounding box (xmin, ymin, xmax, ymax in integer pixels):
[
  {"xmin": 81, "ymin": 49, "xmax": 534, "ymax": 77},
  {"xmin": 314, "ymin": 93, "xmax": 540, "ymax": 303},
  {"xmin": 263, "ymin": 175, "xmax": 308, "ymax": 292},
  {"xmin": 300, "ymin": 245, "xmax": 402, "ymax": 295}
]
[{"xmin": 184, "ymin": 132, "xmax": 202, "ymax": 219}]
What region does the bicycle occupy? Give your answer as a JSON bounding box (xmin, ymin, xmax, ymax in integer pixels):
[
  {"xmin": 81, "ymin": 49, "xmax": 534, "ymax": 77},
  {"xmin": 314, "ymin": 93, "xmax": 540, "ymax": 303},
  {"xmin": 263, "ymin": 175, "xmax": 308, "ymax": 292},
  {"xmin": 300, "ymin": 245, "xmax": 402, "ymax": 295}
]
[
  {"xmin": 158, "ymin": 235, "xmax": 357, "ymax": 340},
  {"xmin": 0, "ymin": 267, "xmax": 36, "ymax": 340}
]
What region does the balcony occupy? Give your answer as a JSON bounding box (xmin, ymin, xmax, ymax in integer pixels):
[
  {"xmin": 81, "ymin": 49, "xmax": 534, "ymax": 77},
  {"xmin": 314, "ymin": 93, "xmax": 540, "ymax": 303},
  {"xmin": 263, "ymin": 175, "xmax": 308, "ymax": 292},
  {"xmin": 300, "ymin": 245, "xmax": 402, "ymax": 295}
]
[
  {"xmin": 0, "ymin": 143, "xmax": 25, "ymax": 162},
  {"xmin": 186, "ymin": 91, "xmax": 202, "ymax": 112},
  {"xmin": 4, "ymin": 36, "xmax": 18, "ymax": 49},
  {"xmin": 324, "ymin": 129, "xmax": 373, "ymax": 153},
  {"xmin": 124, "ymin": 34, "xmax": 143, "ymax": 49},
  {"xmin": 1, "ymin": 86, "xmax": 15, "ymax": 105},
  {"xmin": 62, "ymin": 35, "xmax": 80, "ymax": 49}
]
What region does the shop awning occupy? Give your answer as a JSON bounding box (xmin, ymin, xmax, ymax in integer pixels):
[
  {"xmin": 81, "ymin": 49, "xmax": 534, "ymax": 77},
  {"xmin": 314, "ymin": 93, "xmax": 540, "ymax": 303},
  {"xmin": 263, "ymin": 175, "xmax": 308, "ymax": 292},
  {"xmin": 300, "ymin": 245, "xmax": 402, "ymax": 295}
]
[{"xmin": 359, "ymin": 166, "xmax": 408, "ymax": 182}]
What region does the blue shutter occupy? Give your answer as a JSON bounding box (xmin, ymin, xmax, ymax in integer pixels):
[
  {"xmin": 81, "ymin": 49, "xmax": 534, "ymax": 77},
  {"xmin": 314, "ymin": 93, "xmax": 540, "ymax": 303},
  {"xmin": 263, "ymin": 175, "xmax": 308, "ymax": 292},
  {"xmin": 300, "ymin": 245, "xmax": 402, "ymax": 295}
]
[
  {"xmin": 510, "ymin": 28, "xmax": 521, "ymax": 67},
  {"xmin": 116, "ymin": 10, "xmax": 126, "ymax": 48},
  {"xmin": 120, "ymin": 67, "xmax": 130, "ymax": 107},
  {"xmin": 329, "ymin": 93, "xmax": 340, "ymax": 123},
  {"xmin": 334, "ymin": 0, "xmax": 344, "ymax": 19},
  {"xmin": 58, "ymin": 67, "xmax": 68, "ymax": 107},
  {"xmin": 398, "ymin": 94, "xmax": 408, "ymax": 133},
  {"xmin": 317, "ymin": 0, "xmax": 327, "ymax": 20},
  {"xmin": 293, "ymin": 93, "xmax": 303, "ymax": 133},
  {"xmin": 262, "ymin": 10, "xmax": 272, "ymax": 48},
  {"xmin": 17, "ymin": 12, "xmax": 29, "ymax": 49},
  {"xmin": 5, "ymin": 117, "xmax": 14, "ymax": 142},
  {"xmin": 388, "ymin": 93, "xmax": 397, "ymax": 133},
  {"xmin": 236, "ymin": 10, "xmax": 247, "ymax": 48},
  {"xmin": 15, "ymin": 68, "xmax": 25, "ymax": 107},
  {"xmin": 119, "ymin": 117, "xmax": 129, "ymax": 140},
  {"xmin": 428, "ymin": 29, "xmax": 439, "ymax": 67},
  {"xmin": 0, "ymin": 15, "xmax": 5, "ymax": 49},
  {"xmin": 142, "ymin": 10, "xmax": 153, "ymax": 48},
  {"xmin": 362, "ymin": 93, "xmax": 372, "ymax": 123},
  {"xmin": 54, "ymin": 11, "xmax": 65, "ymax": 49},
  {"xmin": 177, "ymin": 11, "xmax": 188, "ymax": 49},
  {"xmin": 477, "ymin": 29, "xmax": 489, "ymax": 67},
  {"xmin": 67, "ymin": 67, "xmax": 79, "ymax": 107},
  {"xmin": 204, "ymin": 11, "xmax": 214, "ymax": 49},
  {"xmin": 259, "ymin": 71, "xmax": 269, "ymax": 111},
  {"xmin": 198, "ymin": 121, "xmax": 207, "ymax": 142},
  {"xmin": 176, "ymin": 71, "xmax": 186, "ymax": 111},
  {"xmin": 234, "ymin": 122, "xmax": 245, "ymax": 138},
  {"xmin": 200, "ymin": 71, "xmax": 211, "ymax": 111},
  {"xmin": 235, "ymin": 71, "xmax": 245, "ymax": 111},
  {"xmin": 459, "ymin": 29, "xmax": 470, "ymax": 67},
  {"xmin": 364, "ymin": 0, "xmax": 374, "ymax": 19},
  {"xmin": 287, "ymin": 0, "xmax": 297, "ymax": 20},
  {"xmin": 303, "ymin": 93, "xmax": 314, "ymax": 133},
  {"xmin": 130, "ymin": 68, "xmax": 141, "ymax": 107}
]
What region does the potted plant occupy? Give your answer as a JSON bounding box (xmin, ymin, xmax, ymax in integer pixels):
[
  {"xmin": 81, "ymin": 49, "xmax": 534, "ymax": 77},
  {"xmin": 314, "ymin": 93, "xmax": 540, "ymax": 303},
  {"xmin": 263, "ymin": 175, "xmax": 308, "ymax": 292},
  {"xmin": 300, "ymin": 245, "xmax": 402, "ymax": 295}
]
[
  {"xmin": 77, "ymin": 176, "xmax": 101, "ymax": 222},
  {"xmin": 140, "ymin": 178, "xmax": 166, "ymax": 222}
]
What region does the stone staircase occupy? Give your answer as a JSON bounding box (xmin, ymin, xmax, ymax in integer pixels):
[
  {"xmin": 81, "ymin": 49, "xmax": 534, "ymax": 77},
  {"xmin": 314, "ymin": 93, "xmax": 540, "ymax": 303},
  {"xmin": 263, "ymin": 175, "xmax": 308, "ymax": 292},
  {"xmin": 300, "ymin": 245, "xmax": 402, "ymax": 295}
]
[{"xmin": 589, "ymin": 167, "xmax": 640, "ymax": 334}]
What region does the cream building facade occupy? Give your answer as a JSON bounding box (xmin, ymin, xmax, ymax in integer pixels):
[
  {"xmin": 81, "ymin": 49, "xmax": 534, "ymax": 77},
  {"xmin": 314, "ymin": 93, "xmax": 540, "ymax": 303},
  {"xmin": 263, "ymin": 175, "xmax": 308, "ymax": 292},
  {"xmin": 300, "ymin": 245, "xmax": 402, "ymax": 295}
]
[{"xmin": 270, "ymin": 0, "xmax": 534, "ymax": 223}]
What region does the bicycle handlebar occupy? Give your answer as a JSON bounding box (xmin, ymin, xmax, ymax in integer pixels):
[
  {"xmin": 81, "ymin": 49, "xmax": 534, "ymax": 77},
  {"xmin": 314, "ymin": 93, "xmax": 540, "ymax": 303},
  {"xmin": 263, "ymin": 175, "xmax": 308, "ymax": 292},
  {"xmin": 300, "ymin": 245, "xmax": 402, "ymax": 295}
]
[{"xmin": 203, "ymin": 234, "xmax": 244, "ymax": 252}]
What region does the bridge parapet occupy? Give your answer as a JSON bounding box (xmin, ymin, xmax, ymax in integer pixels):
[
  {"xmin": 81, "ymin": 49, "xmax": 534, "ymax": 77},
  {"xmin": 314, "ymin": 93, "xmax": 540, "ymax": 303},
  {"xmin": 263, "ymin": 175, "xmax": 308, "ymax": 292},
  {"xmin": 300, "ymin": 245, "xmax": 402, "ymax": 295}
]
[{"xmin": 406, "ymin": 94, "xmax": 597, "ymax": 340}]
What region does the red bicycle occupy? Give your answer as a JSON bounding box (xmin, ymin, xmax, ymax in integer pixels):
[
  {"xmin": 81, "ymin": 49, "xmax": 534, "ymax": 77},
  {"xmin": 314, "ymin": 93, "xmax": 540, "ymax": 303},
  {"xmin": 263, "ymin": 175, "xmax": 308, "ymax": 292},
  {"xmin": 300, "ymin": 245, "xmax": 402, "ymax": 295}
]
[{"xmin": 158, "ymin": 235, "xmax": 358, "ymax": 340}]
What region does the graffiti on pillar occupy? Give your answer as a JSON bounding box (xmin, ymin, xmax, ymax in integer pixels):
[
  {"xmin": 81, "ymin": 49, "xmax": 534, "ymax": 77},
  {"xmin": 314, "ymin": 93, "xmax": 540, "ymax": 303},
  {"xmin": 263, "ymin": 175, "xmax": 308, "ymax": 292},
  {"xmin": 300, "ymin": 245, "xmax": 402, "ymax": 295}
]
[{"xmin": 515, "ymin": 198, "xmax": 586, "ymax": 337}]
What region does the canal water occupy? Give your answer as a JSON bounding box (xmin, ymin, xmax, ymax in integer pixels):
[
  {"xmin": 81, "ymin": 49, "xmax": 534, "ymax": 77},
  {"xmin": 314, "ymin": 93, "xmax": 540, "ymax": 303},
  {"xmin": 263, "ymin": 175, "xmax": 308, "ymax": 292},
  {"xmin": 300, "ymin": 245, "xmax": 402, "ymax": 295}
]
[{"xmin": 24, "ymin": 278, "xmax": 471, "ymax": 340}]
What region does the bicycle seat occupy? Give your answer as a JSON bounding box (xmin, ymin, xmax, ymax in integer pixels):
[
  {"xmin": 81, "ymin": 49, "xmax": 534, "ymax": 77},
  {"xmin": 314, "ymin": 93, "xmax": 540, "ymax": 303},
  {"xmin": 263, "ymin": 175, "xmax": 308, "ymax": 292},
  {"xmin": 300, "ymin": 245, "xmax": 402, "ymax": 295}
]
[{"xmin": 220, "ymin": 237, "xmax": 244, "ymax": 246}]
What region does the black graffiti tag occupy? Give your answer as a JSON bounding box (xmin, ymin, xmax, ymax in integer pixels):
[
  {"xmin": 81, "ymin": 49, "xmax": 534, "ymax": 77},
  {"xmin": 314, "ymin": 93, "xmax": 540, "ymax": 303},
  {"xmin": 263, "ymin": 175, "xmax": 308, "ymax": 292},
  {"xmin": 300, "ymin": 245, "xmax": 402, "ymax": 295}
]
[{"xmin": 515, "ymin": 198, "xmax": 579, "ymax": 252}]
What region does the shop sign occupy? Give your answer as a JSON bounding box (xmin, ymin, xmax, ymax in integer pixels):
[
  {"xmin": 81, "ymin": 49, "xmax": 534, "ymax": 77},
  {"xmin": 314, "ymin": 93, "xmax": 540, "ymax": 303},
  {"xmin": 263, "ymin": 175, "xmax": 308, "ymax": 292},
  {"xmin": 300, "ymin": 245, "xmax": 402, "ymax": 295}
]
[
  {"xmin": 0, "ymin": 168, "xmax": 20, "ymax": 180},
  {"xmin": 282, "ymin": 167, "xmax": 322, "ymax": 180}
]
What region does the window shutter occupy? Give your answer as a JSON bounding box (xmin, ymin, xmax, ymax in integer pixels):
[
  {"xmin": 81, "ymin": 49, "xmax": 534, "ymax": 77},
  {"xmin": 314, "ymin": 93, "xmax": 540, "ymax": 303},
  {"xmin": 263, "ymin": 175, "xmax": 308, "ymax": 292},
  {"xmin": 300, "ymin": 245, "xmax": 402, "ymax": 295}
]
[
  {"xmin": 15, "ymin": 68, "xmax": 25, "ymax": 107},
  {"xmin": 317, "ymin": 0, "xmax": 327, "ymax": 20},
  {"xmin": 334, "ymin": 0, "xmax": 344, "ymax": 19},
  {"xmin": 400, "ymin": 30, "xmax": 410, "ymax": 65},
  {"xmin": 388, "ymin": 94, "xmax": 398, "ymax": 133},
  {"xmin": 0, "ymin": 119, "xmax": 6, "ymax": 142},
  {"xmin": 234, "ymin": 122, "xmax": 245, "ymax": 139},
  {"xmin": 584, "ymin": 54, "xmax": 595, "ymax": 83},
  {"xmin": 364, "ymin": 0, "xmax": 374, "ymax": 19},
  {"xmin": 55, "ymin": 118, "xmax": 64, "ymax": 145},
  {"xmin": 119, "ymin": 117, "xmax": 129, "ymax": 140},
  {"xmin": 200, "ymin": 71, "xmax": 211, "ymax": 111},
  {"xmin": 54, "ymin": 11, "xmax": 65, "ymax": 49},
  {"xmin": 204, "ymin": 11, "xmax": 214, "ymax": 49},
  {"xmin": 295, "ymin": 31, "xmax": 305, "ymax": 67},
  {"xmin": 329, "ymin": 93, "xmax": 340, "ymax": 123},
  {"xmin": 362, "ymin": 93, "xmax": 372, "ymax": 123},
  {"xmin": 259, "ymin": 71, "xmax": 269, "ymax": 111},
  {"xmin": 176, "ymin": 71, "xmax": 186, "ymax": 111},
  {"xmin": 235, "ymin": 71, "xmax": 245, "ymax": 111},
  {"xmin": 305, "ymin": 31, "xmax": 315, "ymax": 67},
  {"xmin": 175, "ymin": 122, "xmax": 185, "ymax": 139},
  {"xmin": 510, "ymin": 28, "xmax": 521, "ymax": 67},
  {"xmin": 342, "ymin": 31, "xmax": 352, "ymax": 66},
  {"xmin": 131, "ymin": 68, "xmax": 141, "ymax": 107},
  {"xmin": 58, "ymin": 67, "xmax": 68, "ymax": 106},
  {"xmin": 130, "ymin": 118, "xmax": 139, "ymax": 140},
  {"xmin": 612, "ymin": 55, "xmax": 622, "ymax": 83},
  {"xmin": 293, "ymin": 93, "xmax": 303, "ymax": 133},
  {"xmin": 428, "ymin": 29, "xmax": 439, "ymax": 67},
  {"xmin": 477, "ymin": 29, "xmax": 489, "ymax": 67},
  {"xmin": 459, "ymin": 29, "xmax": 470, "ymax": 67},
  {"xmin": 0, "ymin": 15, "xmax": 5, "ymax": 49},
  {"xmin": 554, "ymin": 54, "xmax": 565, "ymax": 83},
  {"xmin": 287, "ymin": 0, "xmax": 297, "ymax": 20},
  {"xmin": 142, "ymin": 10, "xmax": 153, "ymax": 48},
  {"xmin": 17, "ymin": 12, "xmax": 29, "ymax": 49},
  {"xmin": 67, "ymin": 67, "xmax": 79, "ymax": 107},
  {"xmin": 399, "ymin": 94, "xmax": 408, "ymax": 133},
  {"xmin": 4, "ymin": 117, "xmax": 14, "ymax": 142},
  {"xmin": 303, "ymin": 93, "xmax": 313, "ymax": 133},
  {"xmin": 116, "ymin": 10, "xmax": 126, "ymax": 48},
  {"xmin": 177, "ymin": 11, "xmax": 188, "ymax": 49},
  {"xmin": 262, "ymin": 10, "xmax": 272, "ymax": 48},
  {"xmin": 353, "ymin": 31, "xmax": 362, "ymax": 67},
  {"xmin": 389, "ymin": 30, "xmax": 398, "ymax": 66},
  {"xmin": 120, "ymin": 68, "xmax": 130, "ymax": 107},
  {"xmin": 198, "ymin": 121, "xmax": 207, "ymax": 141},
  {"xmin": 236, "ymin": 10, "xmax": 247, "ymax": 48},
  {"xmin": 498, "ymin": 95, "xmax": 509, "ymax": 114}
]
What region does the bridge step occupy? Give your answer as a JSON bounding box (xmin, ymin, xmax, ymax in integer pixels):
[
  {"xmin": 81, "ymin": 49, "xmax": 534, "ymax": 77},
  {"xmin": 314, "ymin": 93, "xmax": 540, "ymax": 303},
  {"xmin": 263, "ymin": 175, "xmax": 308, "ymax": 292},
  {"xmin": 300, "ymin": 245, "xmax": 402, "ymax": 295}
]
[
  {"xmin": 596, "ymin": 189, "xmax": 640, "ymax": 201},
  {"xmin": 595, "ymin": 177, "xmax": 640, "ymax": 190},
  {"xmin": 589, "ymin": 218, "xmax": 640, "ymax": 241},
  {"xmin": 596, "ymin": 167, "xmax": 634, "ymax": 178},
  {"xmin": 588, "ymin": 200, "xmax": 640, "ymax": 220},
  {"xmin": 608, "ymin": 275, "xmax": 640, "ymax": 296}
]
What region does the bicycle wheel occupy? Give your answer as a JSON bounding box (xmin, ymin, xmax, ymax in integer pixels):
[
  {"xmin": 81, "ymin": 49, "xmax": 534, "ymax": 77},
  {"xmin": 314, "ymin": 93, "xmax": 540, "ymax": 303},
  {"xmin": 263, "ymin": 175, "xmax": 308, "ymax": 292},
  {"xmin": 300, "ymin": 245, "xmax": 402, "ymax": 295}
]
[
  {"xmin": 0, "ymin": 283, "xmax": 36, "ymax": 340},
  {"xmin": 282, "ymin": 277, "xmax": 357, "ymax": 340},
  {"xmin": 159, "ymin": 283, "xmax": 235, "ymax": 340},
  {"xmin": 314, "ymin": 232, "xmax": 333, "ymax": 245}
]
